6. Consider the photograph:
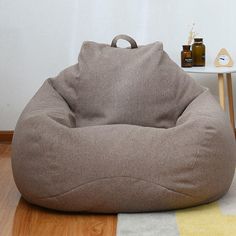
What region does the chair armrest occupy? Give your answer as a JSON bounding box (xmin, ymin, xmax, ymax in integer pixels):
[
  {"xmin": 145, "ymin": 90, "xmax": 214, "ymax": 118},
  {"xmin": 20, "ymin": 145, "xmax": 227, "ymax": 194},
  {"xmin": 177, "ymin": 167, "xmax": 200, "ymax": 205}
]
[
  {"xmin": 177, "ymin": 89, "xmax": 227, "ymax": 126},
  {"xmin": 17, "ymin": 79, "xmax": 76, "ymax": 128}
]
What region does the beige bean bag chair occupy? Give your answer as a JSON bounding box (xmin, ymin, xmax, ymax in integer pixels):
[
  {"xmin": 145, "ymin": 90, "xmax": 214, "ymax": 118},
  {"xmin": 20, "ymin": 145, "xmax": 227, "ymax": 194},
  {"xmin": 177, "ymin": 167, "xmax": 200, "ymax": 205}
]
[{"xmin": 12, "ymin": 35, "xmax": 236, "ymax": 213}]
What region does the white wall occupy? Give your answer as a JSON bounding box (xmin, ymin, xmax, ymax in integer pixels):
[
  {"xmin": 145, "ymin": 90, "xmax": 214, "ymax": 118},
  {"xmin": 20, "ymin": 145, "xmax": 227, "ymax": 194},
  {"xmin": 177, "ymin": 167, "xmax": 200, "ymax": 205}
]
[{"xmin": 1, "ymin": 0, "xmax": 236, "ymax": 130}]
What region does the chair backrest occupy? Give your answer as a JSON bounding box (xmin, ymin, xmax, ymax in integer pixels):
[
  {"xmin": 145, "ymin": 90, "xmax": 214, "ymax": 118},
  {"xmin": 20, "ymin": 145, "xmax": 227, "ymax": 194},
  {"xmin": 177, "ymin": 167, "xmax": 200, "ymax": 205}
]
[{"xmin": 51, "ymin": 35, "xmax": 204, "ymax": 128}]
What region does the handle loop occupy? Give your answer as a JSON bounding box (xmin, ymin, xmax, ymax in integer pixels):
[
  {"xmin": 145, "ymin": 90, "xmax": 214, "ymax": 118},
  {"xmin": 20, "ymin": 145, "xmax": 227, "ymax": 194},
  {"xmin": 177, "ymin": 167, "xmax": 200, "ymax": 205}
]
[{"xmin": 111, "ymin": 34, "xmax": 138, "ymax": 49}]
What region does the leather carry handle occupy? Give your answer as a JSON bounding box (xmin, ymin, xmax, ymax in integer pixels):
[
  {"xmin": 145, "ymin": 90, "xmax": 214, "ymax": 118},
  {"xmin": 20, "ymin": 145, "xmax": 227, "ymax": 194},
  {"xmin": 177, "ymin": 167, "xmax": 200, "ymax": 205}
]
[{"xmin": 111, "ymin": 34, "xmax": 138, "ymax": 49}]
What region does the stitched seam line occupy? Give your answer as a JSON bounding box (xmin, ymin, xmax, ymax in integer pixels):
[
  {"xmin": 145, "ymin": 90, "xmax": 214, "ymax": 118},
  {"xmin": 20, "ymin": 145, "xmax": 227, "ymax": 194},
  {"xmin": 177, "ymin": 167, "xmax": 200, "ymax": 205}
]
[{"xmin": 35, "ymin": 176, "xmax": 194, "ymax": 200}]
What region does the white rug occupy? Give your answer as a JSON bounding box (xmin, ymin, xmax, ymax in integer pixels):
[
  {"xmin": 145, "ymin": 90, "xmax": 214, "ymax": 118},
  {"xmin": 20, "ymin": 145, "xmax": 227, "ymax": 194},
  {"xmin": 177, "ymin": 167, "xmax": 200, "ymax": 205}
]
[{"xmin": 117, "ymin": 173, "xmax": 236, "ymax": 236}]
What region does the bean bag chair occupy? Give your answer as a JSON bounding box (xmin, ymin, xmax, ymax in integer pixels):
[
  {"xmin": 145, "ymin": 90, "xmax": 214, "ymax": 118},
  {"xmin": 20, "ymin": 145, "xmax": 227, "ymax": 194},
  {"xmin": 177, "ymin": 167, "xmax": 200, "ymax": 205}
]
[{"xmin": 12, "ymin": 35, "xmax": 236, "ymax": 213}]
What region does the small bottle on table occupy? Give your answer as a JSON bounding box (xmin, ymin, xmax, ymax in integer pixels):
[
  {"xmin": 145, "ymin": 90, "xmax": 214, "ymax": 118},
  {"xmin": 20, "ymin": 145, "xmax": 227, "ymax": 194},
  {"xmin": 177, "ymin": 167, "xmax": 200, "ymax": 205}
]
[
  {"xmin": 192, "ymin": 38, "xmax": 206, "ymax": 67},
  {"xmin": 181, "ymin": 45, "xmax": 192, "ymax": 67}
]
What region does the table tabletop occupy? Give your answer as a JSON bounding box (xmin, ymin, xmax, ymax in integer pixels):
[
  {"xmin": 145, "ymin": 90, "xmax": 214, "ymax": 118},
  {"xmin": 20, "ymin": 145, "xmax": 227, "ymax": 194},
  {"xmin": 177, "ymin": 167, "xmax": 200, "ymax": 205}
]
[{"xmin": 182, "ymin": 66, "xmax": 236, "ymax": 74}]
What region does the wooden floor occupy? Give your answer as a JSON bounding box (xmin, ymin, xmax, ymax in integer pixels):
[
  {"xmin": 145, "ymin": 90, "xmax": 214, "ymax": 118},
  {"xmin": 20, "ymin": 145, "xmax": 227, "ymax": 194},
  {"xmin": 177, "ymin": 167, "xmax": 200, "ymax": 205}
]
[{"xmin": 0, "ymin": 143, "xmax": 117, "ymax": 236}]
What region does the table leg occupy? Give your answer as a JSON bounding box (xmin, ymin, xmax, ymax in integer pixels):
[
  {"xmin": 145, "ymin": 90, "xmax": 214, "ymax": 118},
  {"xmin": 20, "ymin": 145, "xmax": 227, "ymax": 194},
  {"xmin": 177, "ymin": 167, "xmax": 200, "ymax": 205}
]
[
  {"xmin": 226, "ymin": 73, "xmax": 235, "ymax": 129},
  {"xmin": 218, "ymin": 73, "xmax": 225, "ymax": 110}
]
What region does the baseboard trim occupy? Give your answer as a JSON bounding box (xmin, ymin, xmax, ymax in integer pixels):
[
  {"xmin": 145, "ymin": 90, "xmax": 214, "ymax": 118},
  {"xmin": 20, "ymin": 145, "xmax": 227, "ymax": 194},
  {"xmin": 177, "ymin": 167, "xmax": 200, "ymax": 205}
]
[{"xmin": 0, "ymin": 131, "xmax": 14, "ymax": 143}]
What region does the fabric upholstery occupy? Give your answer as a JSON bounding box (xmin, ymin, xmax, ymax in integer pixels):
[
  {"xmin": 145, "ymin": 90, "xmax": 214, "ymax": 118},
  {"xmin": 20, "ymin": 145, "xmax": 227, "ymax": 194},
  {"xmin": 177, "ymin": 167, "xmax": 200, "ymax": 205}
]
[
  {"xmin": 12, "ymin": 36, "xmax": 236, "ymax": 213},
  {"xmin": 52, "ymin": 41, "xmax": 203, "ymax": 128}
]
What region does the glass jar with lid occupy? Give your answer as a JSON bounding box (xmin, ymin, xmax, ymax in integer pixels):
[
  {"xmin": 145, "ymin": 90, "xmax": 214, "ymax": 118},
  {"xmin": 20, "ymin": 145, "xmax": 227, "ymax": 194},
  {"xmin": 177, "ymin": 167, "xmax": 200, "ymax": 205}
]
[
  {"xmin": 192, "ymin": 38, "xmax": 205, "ymax": 67},
  {"xmin": 181, "ymin": 45, "xmax": 192, "ymax": 67}
]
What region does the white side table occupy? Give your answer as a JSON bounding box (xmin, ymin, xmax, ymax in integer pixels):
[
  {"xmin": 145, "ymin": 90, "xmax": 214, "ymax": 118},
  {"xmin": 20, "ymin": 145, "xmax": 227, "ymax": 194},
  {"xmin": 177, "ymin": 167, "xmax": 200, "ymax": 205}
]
[{"xmin": 183, "ymin": 66, "xmax": 236, "ymax": 130}]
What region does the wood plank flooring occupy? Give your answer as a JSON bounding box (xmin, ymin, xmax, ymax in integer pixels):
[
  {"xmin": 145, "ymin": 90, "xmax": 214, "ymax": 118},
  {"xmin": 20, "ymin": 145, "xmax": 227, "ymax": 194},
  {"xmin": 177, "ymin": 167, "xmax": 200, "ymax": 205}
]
[{"xmin": 0, "ymin": 143, "xmax": 117, "ymax": 236}]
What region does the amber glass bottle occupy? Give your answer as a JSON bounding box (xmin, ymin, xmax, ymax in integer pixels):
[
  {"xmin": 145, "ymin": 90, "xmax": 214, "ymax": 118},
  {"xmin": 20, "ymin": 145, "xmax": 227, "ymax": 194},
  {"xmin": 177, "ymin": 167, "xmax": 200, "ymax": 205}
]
[
  {"xmin": 181, "ymin": 45, "xmax": 192, "ymax": 67},
  {"xmin": 192, "ymin": 38, "xmax": 205, "ymax": 67}
]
